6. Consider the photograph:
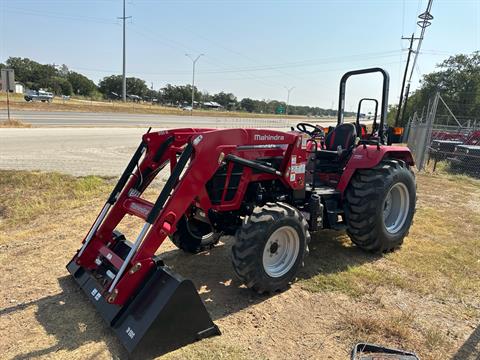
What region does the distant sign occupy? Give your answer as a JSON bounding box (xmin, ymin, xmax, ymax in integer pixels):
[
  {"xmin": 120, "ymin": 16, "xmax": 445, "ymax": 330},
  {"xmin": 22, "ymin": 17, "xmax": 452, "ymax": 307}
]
[
  {"xmin": 1, "ymin": 69, "xmax": 15, "ymax": 92},
  {"xmin": 275, "ymin": 106, "xmax": 285, "ymax": 114}
]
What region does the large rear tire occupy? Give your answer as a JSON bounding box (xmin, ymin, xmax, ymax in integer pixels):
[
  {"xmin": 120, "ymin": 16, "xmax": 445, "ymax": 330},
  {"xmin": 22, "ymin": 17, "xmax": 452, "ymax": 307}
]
[
  {"xmin": 345, "ymin": 159, "xmax": 416, "ymax": 253},
  {"xmin": 171, "ymin": 216, "xmax": 220, "ymax": 254},
  {"xmin": 231, "ymin": 202, "xmax": 310, "ymax": 294}
]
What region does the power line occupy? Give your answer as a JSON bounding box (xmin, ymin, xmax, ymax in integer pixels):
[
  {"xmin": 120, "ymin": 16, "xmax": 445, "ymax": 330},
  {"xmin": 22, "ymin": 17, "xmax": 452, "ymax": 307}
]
[
  {"xmin": 5, "ymin": 7, "xmax": 119, "ymax": 25},
  {"xmin": 128, "ymin": 23, "xmax": 285, "ymax": 89}
]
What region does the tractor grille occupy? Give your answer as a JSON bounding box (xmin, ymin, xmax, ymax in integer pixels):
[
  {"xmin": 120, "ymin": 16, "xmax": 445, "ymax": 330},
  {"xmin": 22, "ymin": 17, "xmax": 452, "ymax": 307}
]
[{"xmin": 206, "ymin": 163, "xmax": 244, "ymax": 204}]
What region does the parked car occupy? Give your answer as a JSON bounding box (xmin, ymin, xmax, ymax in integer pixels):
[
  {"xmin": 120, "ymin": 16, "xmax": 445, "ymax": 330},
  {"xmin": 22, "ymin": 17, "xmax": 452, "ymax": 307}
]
[
  {"xmin": 24, "ymin": 90, "xmax": 54, "ymax": 102},
  {"xmin": 127, "ymin": 94, "xmax": 142, "ymax": 103}
]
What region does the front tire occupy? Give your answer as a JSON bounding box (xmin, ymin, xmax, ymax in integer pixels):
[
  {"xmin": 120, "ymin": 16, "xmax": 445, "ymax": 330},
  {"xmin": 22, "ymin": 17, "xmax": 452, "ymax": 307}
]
[
  {"xmin": 345, "ymin": 160, "xmax": 416, "ymax": 253},
  {"xmin": 231, "ymin": 202, "xmax": 310, "ymax": 293},
  {"xmin": 171, "ymin": 216, "xmax": 220, "ymax": 254}
]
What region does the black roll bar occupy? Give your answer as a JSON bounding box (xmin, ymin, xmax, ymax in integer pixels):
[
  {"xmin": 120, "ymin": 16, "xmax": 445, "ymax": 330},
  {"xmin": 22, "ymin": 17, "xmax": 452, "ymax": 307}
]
[
  {"xmin": 337, "ymin": 67, "xmax": 389, "ymax": 142},
  {"xmin": 356, "ymin": 98, "xmax": 379, "ymax": 132}
]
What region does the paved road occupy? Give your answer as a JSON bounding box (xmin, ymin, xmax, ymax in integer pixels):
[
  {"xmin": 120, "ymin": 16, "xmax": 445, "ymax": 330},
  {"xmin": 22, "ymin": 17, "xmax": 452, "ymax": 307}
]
[
  {"xmin": 0, "ymin": 110, "xmax": 327, "ymax": 128},
  {"xmin": 0, "ymin": 111, "xmax": 360, "ymax": 176},
  {"xmin": 0, "ymin": 128, "xmax": 146, "ymax": 176}
]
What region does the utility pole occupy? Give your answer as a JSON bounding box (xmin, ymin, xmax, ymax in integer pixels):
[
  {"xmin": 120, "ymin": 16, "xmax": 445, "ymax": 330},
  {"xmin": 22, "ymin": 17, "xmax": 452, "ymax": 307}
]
[
  {"xmin": 151, "ymin": 82, "xmax": 154, "ymax": 104},
  {"xmin": 395, "ymin": 33, "xmax": 419, "ymax": 127},
  {"xmin": 185, "ymin": 53, "xmax": 204, "ymax": 112},
  {"xmin": 118, "ymin": 0, "xmax": 131, "ymax": 102},
  {"xmin": 285, "ymin": 86, "xmax": 295, "ymax": 116}
]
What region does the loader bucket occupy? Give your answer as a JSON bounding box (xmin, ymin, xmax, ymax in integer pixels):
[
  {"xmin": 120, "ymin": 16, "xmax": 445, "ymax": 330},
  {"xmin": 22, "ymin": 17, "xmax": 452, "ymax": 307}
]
[{"xmin": 66, "ymin": 256, "xmax": 220, "ymax": 357}]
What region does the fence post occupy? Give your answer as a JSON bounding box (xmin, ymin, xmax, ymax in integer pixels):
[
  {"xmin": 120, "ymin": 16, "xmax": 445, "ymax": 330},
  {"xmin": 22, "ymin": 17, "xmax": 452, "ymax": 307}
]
[
  {"xmin": 404, "ymin": 117, "xmax": 412, "ymax": 142},
  {"xmin": 418, "ymin": 92, "xmax": 439, "ymax": 170}
]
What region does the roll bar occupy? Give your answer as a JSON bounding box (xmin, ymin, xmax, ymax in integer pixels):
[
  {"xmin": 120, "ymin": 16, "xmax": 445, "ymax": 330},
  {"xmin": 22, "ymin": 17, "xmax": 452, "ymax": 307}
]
[
  {"xmin": 356, "ymin": 98, "xmax": 379, "ymax": 132},
  {"xmin": 337, "ymin": 67, "xmax": 389, "ymax": 141}
]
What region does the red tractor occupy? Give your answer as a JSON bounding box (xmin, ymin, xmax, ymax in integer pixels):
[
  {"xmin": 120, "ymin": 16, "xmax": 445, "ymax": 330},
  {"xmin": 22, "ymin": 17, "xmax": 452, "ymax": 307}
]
[{"xmin": 67, "ymin": 68, "xmax": 416, "ymax": 356}]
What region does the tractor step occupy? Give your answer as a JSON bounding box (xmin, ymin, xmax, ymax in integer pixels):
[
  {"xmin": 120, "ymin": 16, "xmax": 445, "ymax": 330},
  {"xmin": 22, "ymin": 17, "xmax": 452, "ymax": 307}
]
[
  {"xmin": 312, "ymin": 186, "xmax": 340, "ymax": 198},
  {"xmin": 310, "ymin": 187, "xmax": 346, "ymax": 230},
  {"xmin": 67, "ymin": 243, "xmax": 220, "ymax": 356}
]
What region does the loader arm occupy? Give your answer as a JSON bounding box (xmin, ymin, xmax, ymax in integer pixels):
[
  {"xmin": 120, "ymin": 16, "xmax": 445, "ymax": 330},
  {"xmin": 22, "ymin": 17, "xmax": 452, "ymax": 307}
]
[
  {"xmin": 100, "ymin": 128, "xmax": 302, "ymax": 305},
  {"xmin": 68, "ymin": 128, "xmax": 304, "ymax": 323}
]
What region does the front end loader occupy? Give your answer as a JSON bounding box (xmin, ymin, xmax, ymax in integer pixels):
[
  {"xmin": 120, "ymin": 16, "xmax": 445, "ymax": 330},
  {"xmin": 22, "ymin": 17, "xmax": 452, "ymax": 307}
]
[{"xmin": 67, "ymin": 68, "xmax": 417, "ymax": 356}]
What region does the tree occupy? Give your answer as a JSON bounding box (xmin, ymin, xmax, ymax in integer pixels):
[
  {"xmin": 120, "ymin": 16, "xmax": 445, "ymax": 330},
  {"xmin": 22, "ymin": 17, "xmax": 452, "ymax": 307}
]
[
  {"xmin": 212, "ymin": 92, "xmax": 237, "ymax": 109},
  {"xmin": 1, "ymin": 57, "xmax": 98, "ymax": 96},
  {"xmin": 397, "ymin": 51, "xmax": 480, "ymax": 126},
  {"xmin": 127, "ymin": 77, "xmax": 150, "ymax": 97},
  {"xmin": 240, "ymin": 98, "xmax": 255, "ymax": 112},
  {"xmin": 47, "ymin": 76, "xmax": 73, "ymax": 95},
  {"xmin": 160, "ymin": 84, "xmax": 199, "ymax": 105},
  {"xmin": 98, "ymin": 75, "xmax": 150, "ymax": 98},
  {"xmin": 5, "ymin": 57, "xmax": 57, "ymax": 90},
  {"xmin": 67, "ymin": 71, "xmax": 97, "ymax": 96}
]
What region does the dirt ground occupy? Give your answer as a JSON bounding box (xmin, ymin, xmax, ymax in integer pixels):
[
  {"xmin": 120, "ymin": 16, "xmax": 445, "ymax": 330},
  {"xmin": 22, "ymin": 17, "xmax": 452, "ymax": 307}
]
[{"xmin": 0, "ymin": 170, "xmax": 479, "ymax": 360}]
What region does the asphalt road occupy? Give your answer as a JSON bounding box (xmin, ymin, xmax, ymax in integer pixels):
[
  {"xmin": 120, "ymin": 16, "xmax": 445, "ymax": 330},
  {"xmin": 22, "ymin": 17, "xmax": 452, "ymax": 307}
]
[
  {"xmin": 0, "ymin": 110, "xmax": 313, "ymax": 128},
  {"xmin": 0, "ymin": 128, "xmax": 145, "ymax": 176},
  {"xmin": 0, "ymin": 111, "xmax": 357, "ymax": 176}
]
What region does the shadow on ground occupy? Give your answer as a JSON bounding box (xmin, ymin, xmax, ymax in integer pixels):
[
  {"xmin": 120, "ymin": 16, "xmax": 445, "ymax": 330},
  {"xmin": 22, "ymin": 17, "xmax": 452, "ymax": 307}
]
[
  {"xmin": 1, "ymin": 276, "xmax": 127, "ymax": 360},
  {"xmin": 452, "ymin": 324, "xmax": 480, "ymax": 360},
  {"xmin": 2, "ymin": 230, "xmax": 379, "ymax": 359},
  {"xmin": 163, "ymin": 230, "xmax": 379, "ymax": 320}
]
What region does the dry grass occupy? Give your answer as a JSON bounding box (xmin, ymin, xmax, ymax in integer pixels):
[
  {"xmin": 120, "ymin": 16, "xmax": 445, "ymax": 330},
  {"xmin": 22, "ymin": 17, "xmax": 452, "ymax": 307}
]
[
  {"xmin": 0, "ymin": 170, "xmax": 111, "ymax": 239},
  {"xmin": 301, "ymin": 172, "xmax": 480, "ymax": 299},
  {"xmin": 0, "ymin": 93, "xmax": 310, "ymax": 120},
  {"xmin": 298, "ymin": 171, "xmax": 480, "ymax": 359},
  {"xmin": 0, "ymin": 169, "xmax": 479, "ymax": 359},
  {"xmin": 0, "ymin": 118, "xmax": 31, "ymax": 128}
]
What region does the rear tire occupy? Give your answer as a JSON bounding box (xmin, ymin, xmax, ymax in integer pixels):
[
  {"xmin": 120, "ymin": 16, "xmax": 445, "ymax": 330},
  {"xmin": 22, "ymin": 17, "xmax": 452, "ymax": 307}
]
[
  {"xmin": 171, "ymin": 216, "xmax": 220, "ymax": 254},
  {"xmin": 231, "ymin": 202, "xmax": 310, "ymax": 293},
  {"xmin": 345, "ymin": 159, "xmax": 416, "ymax": 253}
]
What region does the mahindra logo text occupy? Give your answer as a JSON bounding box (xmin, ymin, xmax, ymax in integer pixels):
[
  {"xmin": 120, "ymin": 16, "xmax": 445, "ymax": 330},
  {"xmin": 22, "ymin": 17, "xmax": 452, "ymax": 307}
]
[{"xmin": 254, "ymin": 134, "xmax": 285, "ymax": 141}]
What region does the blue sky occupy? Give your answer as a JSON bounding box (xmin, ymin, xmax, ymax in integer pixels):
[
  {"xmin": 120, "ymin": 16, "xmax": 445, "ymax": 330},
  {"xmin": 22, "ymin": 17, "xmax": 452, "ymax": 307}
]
[{"xmin": 0, "ymin": 0, "xmax": 478, "ymax": 111}]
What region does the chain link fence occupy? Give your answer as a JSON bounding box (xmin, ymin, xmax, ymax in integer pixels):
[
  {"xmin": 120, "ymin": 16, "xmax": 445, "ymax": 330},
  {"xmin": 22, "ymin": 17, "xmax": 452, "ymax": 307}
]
[{"xmin": 405, "ymin": 92, "xmax": 480, "ymax": 178}]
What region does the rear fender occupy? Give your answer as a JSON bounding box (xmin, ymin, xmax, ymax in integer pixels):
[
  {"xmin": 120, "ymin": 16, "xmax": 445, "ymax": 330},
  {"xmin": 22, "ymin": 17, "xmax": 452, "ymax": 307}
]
[{"xmin": 337, "ymin": 145, "xmax": 414, "ymax": 195}]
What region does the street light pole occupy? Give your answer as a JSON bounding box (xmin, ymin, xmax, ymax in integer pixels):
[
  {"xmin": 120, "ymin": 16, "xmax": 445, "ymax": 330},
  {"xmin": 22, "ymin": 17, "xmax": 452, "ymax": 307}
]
[
  {"xmin": 285, "ymin": 86, "xmax": 295, "ymax": 116},
  {"xmin": 185, "ymin": 53, "xmax": 204, "ymax": 112}
]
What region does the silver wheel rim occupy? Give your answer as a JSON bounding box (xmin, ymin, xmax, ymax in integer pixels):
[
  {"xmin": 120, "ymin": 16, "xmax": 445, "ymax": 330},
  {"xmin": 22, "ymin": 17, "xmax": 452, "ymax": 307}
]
[
  {"xmin": 262, "ymin": 226, "xmax": 300, "ymax": 278},
  {"xmin": 383, "ymin": 182, "xmax": 410, "ymax": 234}
]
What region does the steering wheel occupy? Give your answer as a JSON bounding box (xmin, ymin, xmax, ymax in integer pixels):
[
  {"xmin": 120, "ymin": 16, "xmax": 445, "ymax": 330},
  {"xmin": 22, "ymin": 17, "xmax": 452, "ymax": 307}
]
[{"xmin": 296, "ymin": 123, "xmax": 325, "ymax": 137}]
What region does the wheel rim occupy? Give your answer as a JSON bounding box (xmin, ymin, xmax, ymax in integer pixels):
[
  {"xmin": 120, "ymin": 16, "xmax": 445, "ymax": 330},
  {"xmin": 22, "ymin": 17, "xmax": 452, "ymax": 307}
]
[
  {"xmin": 262, "ymin": 226, "xmax": 300, "ymax": 278},
  {"xmin": 383, "ymin": 182, "xmax": 410, "ymax": 234}
]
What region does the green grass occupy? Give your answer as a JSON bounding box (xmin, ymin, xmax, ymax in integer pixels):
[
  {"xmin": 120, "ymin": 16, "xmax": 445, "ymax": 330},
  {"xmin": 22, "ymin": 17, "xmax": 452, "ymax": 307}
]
[
  {"xmin": 0, "ymin": 170, "xmax": 111, "ymax": 233},
  {"xmin": 300, "ymin": 172, "xmax": 480, "ymax": 301}
]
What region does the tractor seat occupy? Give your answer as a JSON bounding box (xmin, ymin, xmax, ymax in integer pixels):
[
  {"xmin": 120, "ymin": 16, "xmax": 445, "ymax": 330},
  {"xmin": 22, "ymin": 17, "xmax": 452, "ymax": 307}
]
[{"xmin": 315, "ymin": 123, "xmax": 357, "ymax": 162}]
